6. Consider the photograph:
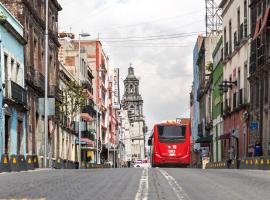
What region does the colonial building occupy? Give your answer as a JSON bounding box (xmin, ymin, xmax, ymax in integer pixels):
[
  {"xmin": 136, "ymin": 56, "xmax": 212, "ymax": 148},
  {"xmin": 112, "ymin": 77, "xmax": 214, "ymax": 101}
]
[
  {"xmin": 190, "ymin": 36, "xmax": 204, "ymax": 165},
  {"xmin": 1, "ymin": 0, "xmax": 62, "ymax": 166},
  {"xmin": 58, "ymin": 34, "xmax": 96, "ymax": 165},
  {"xmin": 58, "ymin": 63, "xmax": 78, "ymax": 162},
  {"xmin": 0, "ymin": 2, "xmax": 27, "ymax": 157},
  {"xmin": 107, "ymin": 77, "xmax": 119, "ymax": 166},
  {"xmin": 122, "ymin": 65, "xmax": 145, "ymax": 160},
  {"xmin": 196, "ymin": 35, "xmax": 219, "ymax": 161},
  {"xmin": 249, "ymin": 0, "xmax": 270, "ymax": 156},
  {"xmin": 58, "ymin": 34, "xmax": 118, "ymax": 164},
  {"xmin": 219, "ymin": 0, "xmax": 250, "ymax": 160}
]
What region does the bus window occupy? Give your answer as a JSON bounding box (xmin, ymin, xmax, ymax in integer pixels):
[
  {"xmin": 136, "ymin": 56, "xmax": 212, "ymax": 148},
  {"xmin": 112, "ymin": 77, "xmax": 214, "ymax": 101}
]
[{"xmin": 158, "ymin": 125, "xmax": 186, "ymax": 143}]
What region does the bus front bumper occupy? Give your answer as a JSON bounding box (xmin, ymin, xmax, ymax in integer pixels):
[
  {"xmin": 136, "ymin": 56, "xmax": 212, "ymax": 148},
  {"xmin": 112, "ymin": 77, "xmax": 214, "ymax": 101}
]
[{"xmin": 153, "ymin": 153, "xmax": 190, "ymax": 165}]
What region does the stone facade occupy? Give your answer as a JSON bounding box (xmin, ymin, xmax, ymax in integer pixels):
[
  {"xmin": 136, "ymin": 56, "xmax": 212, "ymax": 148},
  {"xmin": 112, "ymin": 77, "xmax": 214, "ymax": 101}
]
[
  {"xmin": 0, "ymin": 0, "xmax": 62, "ymax": 166},
  {"xmin": 220, "ymin": 0, "xmax": 250, "ymax": 160},
  {"xmin": 249, "ymin": 0, "xmax": 270, "ymax": 156},
  {"xmin": 122, "ymin": 65, "xmax": 145, "ymax": 160}
]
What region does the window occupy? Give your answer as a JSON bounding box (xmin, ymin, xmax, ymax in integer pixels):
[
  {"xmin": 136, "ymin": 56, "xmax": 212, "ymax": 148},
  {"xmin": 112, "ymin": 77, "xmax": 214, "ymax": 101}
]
[
  {"xmin": 16, "ymin": 63, "xmax": 20, "ymax": 83},
  {"xmin": 4, "ymin": 54, "xmax": 8, "ymax": 81},
  {"xmin": 130, "ymin": 85, "xmax": 134, "ymax": 93},
  {"xmin": 11, "ymin": 59, "xmax": 14, "ymax": 81},
  {"xmin": 256, "ymin": 82, "xmax": 260, "ymax": 108},
  {"xmin": 237, "ymin": 7, "xmax": 240, "ymax": 31},
  {"xmin": 237, "ymin": 68, "xmax": 241, "ymax": 90},
  {"xmin": 244, "ymin": 64, "xmax": 248, "ymax": 102},
  {"xmin": 244, "ymin": 0, "xmax": 247, "ymax": 19},
  {"xmin": 229, "ymin": 20, "xmax": 232, "ymax": 54},
  {"xmin": 224, "ymin": 27, "xmax": 227, "ymax": 57},
  {"xmin": 265, "ymin": 75, "xmax": 269, "ymax": 103},
  {"xmin": 257, "ymin": 2, "xmax": 262, "ymax": 17}
]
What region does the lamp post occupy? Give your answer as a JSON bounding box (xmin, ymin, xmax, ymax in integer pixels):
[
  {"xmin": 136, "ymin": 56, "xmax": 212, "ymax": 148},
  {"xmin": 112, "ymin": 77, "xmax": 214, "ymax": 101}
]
[
  {"xmin": 78, "ymin": 33, "xmax": 90, "ymax": 169},
  {"xmin": 44, "ymin": 0, "xmax": 49, "ymax": 168}
]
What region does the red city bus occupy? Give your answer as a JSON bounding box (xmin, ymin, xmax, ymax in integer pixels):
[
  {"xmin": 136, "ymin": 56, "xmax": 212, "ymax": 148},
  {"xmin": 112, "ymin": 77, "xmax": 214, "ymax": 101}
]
[{"xmin": 148, "ymin": 119, "xmax": 191, "ymax": 167}]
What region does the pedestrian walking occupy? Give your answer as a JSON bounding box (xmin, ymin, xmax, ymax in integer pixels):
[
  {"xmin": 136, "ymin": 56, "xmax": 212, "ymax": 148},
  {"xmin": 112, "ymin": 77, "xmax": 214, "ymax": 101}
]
[{"xmin": 227, "ymin": 146, "xmax": 235, "ymax": 168}]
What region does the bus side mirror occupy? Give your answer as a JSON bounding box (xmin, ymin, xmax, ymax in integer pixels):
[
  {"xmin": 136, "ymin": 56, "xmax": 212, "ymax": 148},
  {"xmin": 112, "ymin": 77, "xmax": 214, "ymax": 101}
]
[{"xmin": 148, "ymin": 139, "xmax": 152, "ymax": 146}]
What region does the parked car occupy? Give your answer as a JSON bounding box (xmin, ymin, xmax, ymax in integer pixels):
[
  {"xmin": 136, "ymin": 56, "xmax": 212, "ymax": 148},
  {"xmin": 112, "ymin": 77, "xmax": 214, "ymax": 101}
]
[{"xmin": 133, "ymin": 160, "xmax": 151, "ymax": 168}]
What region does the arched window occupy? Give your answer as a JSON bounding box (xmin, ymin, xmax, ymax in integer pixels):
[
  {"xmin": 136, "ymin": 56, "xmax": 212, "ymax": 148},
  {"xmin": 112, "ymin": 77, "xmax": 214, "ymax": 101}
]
[{"xmin": 130, "ymin": 84, "xmax": 134, "ymax": 93}]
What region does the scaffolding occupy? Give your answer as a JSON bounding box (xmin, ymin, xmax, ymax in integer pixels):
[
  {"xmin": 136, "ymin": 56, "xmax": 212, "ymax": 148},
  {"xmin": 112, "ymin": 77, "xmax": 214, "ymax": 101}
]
[{"xmin": 205, "ymin": 0, "xmax": 223, "ymax": 36}]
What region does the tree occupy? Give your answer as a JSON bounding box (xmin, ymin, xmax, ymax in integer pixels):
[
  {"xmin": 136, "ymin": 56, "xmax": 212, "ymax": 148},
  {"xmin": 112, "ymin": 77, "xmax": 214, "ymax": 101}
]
[{"xmin": 56, "ymin": 80, "xmax": 88, "ymax": 124}]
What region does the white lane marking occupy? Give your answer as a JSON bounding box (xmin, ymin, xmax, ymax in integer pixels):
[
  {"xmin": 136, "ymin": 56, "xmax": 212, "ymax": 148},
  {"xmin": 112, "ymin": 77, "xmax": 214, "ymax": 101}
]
[
  {"xmin": 135, "ymin": 168, "xmax": 148, "ymax": 200},
  {"xmin": 159, "ymin": 169, "xmax": 190, "ymax": 200}
]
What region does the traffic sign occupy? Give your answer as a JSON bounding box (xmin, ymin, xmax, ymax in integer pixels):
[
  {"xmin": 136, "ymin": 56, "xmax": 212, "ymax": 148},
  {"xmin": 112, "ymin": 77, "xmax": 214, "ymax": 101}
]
[{"xmin": 250, "ymin": 122, "xmax": 258, "ymax": 130}]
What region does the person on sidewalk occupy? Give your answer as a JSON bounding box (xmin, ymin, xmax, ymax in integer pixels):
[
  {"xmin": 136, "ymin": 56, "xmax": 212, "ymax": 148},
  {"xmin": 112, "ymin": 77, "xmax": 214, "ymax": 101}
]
[{"xmin": 227, "ymin": 146, "xmax": 235, "ymax": 169}]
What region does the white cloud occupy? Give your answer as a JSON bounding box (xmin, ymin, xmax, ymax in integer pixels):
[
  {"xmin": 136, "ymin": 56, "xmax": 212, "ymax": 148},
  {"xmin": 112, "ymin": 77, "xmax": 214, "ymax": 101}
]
[{"xmin": 58, "ymin": 0, "xmax": 205, "ymax": 128}]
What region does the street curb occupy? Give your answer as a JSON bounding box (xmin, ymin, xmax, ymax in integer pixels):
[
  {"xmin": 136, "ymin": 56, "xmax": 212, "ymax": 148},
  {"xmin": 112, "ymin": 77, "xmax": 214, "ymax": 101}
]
[{"xmin": 206, "ymin": 157, "xmax": 270, "ymax": 170}]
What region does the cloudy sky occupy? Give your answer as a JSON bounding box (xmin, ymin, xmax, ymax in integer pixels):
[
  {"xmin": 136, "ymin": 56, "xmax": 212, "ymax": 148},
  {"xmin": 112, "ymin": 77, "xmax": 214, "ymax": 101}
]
[{"xmin": 58, "ymin": 0, "xmax": 205, "ymax": 129}]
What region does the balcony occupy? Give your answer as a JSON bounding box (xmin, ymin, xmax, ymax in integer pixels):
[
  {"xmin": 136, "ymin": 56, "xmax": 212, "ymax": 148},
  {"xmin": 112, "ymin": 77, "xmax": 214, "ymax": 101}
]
[
  {"xmin": 33, "ymin": 70, "xmax": 45, "ymax": 92},
  {"xmin": 82, "ymin": 104, "xmax": 96, "ymax": 117},
  {"xmin": 70, "ymin": 121, "xmax": 79, "ymax": 136},
  {"xmin": 49, "ymin": 85, "xmax": 62, "ymax": 101},
  {"xmin": 82, "ymin": 81, "xmax": 93, "ymax": 94},
  {"xmin": 257, "ymin": 44, "xmax": 265, "ymax": 67},
  {"xmin": 81, "ymin": 130, "xmax": 95, "ymax": 141},
  {"xmin": 250, "ymin": 52, "xmax": 257, "ymax": 74},
  {"xmin": 197, "ymin": 85, "xmax": 205, "ymax": 100},
  {"xmin": 25, "ymin": 65, "xmax": 35, "ymax": 85},
  {"xmin": 205, "ymin": 120, "xmax": 213, "ymax": 132},
  {"xmin": 4, "ymin": 80, "xmax": 27, "ymax": 107}
]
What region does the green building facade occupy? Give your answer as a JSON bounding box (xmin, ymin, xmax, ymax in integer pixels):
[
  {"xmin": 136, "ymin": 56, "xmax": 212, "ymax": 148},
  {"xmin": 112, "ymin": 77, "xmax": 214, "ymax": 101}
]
[{"xmin": 212, "ymin": 37, "xmax": 223, "ymax": 162}]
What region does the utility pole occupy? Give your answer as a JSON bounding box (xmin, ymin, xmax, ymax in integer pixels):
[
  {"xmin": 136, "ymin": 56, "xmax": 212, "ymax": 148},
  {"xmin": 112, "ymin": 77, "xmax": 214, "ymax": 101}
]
[{"xmin": 44, "ymin": 0, "xmax": 49, "ymax": 168}]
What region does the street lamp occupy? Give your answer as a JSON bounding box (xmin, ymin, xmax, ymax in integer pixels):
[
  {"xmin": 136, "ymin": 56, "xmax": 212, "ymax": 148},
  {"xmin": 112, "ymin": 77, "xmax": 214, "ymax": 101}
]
[
  {"xmin": 218, "ymin": 80, "xmax": 237, "ymax": 95},
  {"xmin": 44, "ymin": 0, "xmax": 49, "ymax": 168},
  {"xmin": 78, "ymin": 32, "xmax": 90, "ymax": 169}
]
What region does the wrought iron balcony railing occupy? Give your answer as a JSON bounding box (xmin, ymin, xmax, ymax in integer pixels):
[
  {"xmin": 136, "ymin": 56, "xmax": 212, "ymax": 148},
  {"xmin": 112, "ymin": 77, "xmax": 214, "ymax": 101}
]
[{"xmin": 5, "ymin": 80, "xmax": 27, "ymax": 107}]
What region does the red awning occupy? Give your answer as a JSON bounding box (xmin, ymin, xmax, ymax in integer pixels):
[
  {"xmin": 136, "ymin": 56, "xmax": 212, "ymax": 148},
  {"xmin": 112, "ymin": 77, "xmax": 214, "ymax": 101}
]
[
  {"xmin": 80, "ymin": 113, "xmax": 93, "ymax": 122},
  {"xmin": 219, "ymin": 133, "xmax": 231, "ymax": 140},
  {"xmin": 80, "ymin": 138, "xmax": 95, "ymax": 145},
  {"xmin": 258, "ymin": 6, "xmax": 270, "ymax": 35},
  {"xmin": 253, "ymin": 17, "xmax": 261, "ymax": 40}
]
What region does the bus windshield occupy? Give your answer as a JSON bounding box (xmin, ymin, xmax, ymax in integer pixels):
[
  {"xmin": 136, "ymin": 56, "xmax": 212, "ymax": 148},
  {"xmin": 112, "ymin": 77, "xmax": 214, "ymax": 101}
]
[{"xmin": 158, "ymin": 125, "xmax": 186, "ymax": 142}]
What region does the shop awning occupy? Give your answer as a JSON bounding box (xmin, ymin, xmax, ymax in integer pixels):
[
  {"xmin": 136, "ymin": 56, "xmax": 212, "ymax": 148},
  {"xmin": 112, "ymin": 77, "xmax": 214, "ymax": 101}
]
[
  {"xmin": 196, "ymin": 135, "xmax": 213, "ymax": 143},
  {"xmin": 80, "ymin": 113, "xmax": 93, "ymax": 122},
  {"xmin": 219, "ymin": 133, "xmax": 231, "ymax": 140},
  {"xmin": 258, "ymin": 6, "xmax": 270, "ymax": 35}
]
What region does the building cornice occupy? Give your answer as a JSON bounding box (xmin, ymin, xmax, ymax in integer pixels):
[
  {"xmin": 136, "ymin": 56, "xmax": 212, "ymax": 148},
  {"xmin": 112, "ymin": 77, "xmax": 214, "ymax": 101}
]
[{"xmin": 0, "ymin": 19, "xmax": 26, "ymax": 45}]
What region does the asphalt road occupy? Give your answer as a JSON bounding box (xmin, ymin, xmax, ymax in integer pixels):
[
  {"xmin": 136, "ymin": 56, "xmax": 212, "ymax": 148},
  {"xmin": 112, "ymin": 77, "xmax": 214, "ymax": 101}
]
[{"xmin": 0, "ymin": 168, "xmax": 270, "ymax": 200}]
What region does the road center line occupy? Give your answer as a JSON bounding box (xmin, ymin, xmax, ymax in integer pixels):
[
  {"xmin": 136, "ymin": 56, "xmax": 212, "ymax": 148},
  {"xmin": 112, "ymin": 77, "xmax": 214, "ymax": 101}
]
[
  {"xmin": 135, "ymin": 168, "xmax": 149, "ymax": 200},
  {"xmin": 159, "ymin": 169, "xmax": 190, "ymax": 200}
]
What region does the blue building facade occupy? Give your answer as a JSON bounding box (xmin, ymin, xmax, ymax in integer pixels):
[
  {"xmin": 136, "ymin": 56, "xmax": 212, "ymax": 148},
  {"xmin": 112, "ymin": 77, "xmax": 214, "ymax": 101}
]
[
  {"xmin": 0, "ymin": 3, "xmax": 27, "ymax": 158},
  {"xmin": 191, "ymin": 37, "xmax": 201, "ymax": 151}
]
